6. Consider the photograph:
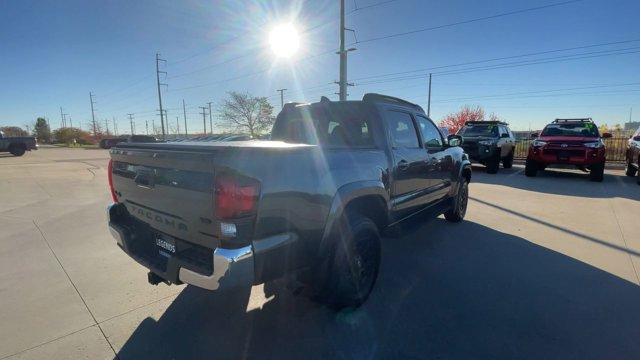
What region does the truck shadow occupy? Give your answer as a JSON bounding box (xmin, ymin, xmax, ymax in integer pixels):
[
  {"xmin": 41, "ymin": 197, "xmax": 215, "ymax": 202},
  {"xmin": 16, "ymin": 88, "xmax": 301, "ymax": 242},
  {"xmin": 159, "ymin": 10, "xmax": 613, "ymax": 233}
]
[
  {"xmin": 116, "ymin": 218, "xmax": 640, "ymax": 360},
  {"xmin": 472, "ymin": 164, "xmax": 640, "ymax": 201}
]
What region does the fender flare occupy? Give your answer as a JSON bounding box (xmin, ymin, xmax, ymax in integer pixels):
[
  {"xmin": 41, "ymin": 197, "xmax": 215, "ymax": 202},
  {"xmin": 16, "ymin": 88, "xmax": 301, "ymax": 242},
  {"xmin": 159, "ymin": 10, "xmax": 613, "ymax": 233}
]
[
  {"xmin": 450, "ymin": 160, "xmax": 472, "ymax": 197},
  {"xmin": 319, "ymin": 180, "xmax": 389, "ymax": 255}
]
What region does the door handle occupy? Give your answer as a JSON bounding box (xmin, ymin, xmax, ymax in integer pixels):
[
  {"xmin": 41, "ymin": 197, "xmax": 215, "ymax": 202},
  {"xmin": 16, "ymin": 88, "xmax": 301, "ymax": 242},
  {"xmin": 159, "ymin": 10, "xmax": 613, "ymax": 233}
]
[{"xmin": 397, "ymin": 160, "xmax": 409, "ymax": 171}]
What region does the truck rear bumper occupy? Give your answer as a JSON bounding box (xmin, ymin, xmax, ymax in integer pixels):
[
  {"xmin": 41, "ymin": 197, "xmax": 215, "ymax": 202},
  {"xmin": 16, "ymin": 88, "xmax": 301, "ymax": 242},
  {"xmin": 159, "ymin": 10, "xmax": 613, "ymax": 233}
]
[{"xmin": 107, "ymin": 204, "xmax": 254, "ymax": 291}]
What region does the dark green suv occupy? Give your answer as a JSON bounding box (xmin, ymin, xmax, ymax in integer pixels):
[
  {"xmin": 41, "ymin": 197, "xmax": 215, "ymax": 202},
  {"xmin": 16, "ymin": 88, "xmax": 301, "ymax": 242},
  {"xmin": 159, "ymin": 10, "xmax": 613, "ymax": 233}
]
[{"xmin": 458, "ymin": 121, "xmax": 516, "ymax": 174}]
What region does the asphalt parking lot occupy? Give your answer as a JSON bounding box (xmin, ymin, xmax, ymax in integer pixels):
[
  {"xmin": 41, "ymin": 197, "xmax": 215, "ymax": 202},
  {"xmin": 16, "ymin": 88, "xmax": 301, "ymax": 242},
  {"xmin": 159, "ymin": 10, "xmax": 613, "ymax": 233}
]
[{"xmin": 1, "ymin": 147, "xmax": 639, "ymax": 359}]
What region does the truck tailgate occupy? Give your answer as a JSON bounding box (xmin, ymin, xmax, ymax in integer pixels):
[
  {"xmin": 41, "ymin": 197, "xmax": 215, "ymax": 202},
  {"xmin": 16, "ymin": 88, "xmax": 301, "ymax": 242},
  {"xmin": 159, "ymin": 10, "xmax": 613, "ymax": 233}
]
[{"xmin": 110, "ymin": 147, "xmax": 218, "ymax": 249}]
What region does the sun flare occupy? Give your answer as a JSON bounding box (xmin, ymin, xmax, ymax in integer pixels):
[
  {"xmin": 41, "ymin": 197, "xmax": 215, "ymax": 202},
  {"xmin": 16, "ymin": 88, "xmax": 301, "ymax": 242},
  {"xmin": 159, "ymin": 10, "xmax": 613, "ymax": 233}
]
[{"xmin": 269, "ymin": 23, "xmax": 300, "ymax": 58}]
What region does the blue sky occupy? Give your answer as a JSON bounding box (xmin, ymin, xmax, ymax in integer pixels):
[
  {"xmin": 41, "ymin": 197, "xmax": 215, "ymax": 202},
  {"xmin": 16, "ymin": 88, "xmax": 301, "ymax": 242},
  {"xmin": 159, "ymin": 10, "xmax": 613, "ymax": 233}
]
[{"xmin": 1, "ymin": 0, "xmax": 639, "ymax": 133}]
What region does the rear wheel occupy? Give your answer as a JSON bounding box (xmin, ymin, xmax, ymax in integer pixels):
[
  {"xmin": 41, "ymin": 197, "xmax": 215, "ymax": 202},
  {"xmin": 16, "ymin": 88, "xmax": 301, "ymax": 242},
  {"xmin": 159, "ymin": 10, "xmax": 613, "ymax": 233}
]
[
  {"xmin": 590, "ymin": 161, "xmax": 605, "ymax": 182},
  {"xmin": 9, "ymin": 144, "xmax": 26, "ymax": 156},
  {"xmin": 502, "ymin": 151, "xmax": 514, "ymax": 169},
  {"xmin": 444, "ymin": 180, "xmax": 468, "ymax": 223},
  {"xmin": 486, "ymin": 152, "xmax": 500, "ymax": 174},
  {"xmin": 311, "ymin": 214, "xmax": 381, "ymax": 309},
  {"xmin": 525, "ymin": 159, "xmax": 538, "ymax": 177},
  {"xmin": 626, "ymin": 160, "xmax": 637, "ymax": 177}
]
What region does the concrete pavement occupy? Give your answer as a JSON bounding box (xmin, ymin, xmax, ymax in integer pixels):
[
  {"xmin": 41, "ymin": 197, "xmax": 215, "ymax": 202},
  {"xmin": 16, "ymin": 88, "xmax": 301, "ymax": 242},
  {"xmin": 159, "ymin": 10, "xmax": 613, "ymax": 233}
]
[{"xmin": 1, "ymin": 147, "xmax": 639, "ymax": 359}]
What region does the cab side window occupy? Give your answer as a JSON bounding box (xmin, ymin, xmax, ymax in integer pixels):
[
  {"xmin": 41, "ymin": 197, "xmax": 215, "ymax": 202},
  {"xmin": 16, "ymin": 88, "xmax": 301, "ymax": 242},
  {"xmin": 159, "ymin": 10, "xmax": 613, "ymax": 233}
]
[
  {"xmin": 415, "ymin": 115, "xmax": 443, "ymax": 148},
  {"xmin": 387, "ymin": 111, "xmax": 420, "ymax": 148}
]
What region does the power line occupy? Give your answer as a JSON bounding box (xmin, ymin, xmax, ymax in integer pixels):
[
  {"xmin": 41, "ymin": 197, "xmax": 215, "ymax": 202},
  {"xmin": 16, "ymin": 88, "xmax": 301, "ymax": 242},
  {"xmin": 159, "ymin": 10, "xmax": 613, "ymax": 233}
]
[
  {"xmin": 349, "ymin": 0, "xmax": 402, "ymax": 13},
  {"xmin": 355, "ymin": 0, "xmax": 584, "ymax": 45},
  {"xmin": 433, "ymin": 82, "xmax": 640, "ymax": 103},
  {"xmin": 352, "ymin": 46, "xmax": 640, "ymax": 87},
  {"xmin": 353, "ymin": 38, "xmax": 640, "ymax": 83}
]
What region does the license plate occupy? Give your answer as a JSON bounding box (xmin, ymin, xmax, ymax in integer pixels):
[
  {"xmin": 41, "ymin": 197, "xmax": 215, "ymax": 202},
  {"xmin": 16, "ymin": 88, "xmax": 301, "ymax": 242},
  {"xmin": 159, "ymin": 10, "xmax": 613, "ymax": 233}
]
[
  {"xmin": 155, "ymin": 236, "xmax": 176, "ymax": 257},
  {"xmin": 557, "ymin": 151, "xmax": 570, "ymax": 161}
]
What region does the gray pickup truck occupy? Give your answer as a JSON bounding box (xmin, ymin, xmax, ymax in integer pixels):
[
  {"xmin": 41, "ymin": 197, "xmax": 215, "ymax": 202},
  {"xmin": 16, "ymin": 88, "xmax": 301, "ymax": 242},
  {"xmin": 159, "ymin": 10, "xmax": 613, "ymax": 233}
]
[
  {"xmin": 106, "ymin": 94, "xmax": 471, "ymax": 308},
  {"xmin": 0, "ymin": 131, "xmax": 37, "ymax": 156}
]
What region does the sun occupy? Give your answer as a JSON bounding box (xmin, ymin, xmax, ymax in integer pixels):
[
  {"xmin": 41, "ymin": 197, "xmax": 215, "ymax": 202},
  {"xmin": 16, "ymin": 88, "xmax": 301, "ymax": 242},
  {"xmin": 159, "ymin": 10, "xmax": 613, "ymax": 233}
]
[{"xmin": 269, "ymin": 23, "xmax": 300, "ymax": 58}]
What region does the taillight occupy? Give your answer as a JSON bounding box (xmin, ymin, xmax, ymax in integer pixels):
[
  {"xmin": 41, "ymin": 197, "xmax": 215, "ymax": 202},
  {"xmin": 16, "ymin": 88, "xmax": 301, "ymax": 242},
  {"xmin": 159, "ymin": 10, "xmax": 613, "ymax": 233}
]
[
  {"xmin": 108, "ymin": 159, "xmax": 118, "ymax": 203},
  {"xmin": 214, "ymin": 174, "xmax": 259, "ymax": 219}
]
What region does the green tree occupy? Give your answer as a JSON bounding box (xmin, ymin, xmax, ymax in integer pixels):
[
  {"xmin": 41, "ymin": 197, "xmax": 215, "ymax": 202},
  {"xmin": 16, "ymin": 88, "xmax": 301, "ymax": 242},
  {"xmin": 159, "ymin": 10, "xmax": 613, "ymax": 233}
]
[
  {"xmin": 52, "ymin": 127, "xmax": 93, "ymax": 144},
  {"xmin": 33, "ymin": 117, "xmax": 51, "ymax": 143},
  {"xmin": 0, "ymin": 126, "xmax": 28, "ymax": 137},
  {"xmin": 219, "ymin": 91, "xmax": 275, "ymax": 137}
]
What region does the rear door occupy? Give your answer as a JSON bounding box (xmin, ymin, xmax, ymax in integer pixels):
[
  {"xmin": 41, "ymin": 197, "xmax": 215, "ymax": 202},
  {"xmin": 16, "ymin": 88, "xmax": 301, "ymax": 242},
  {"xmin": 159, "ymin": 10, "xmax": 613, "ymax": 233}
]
[{"xmin": 385, "ymin": 110, "xmax": 431, "ymax": 215}]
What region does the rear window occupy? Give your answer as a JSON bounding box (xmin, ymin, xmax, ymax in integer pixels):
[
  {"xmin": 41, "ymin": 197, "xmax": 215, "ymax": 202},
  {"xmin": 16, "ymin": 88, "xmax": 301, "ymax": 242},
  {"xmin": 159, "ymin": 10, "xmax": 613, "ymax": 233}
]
[
  {"xmin": 271, "ymin": 105, "xmax": 375, "ymax": 148},
  {"xmin": 541, "ymin": 123, "xmax": 599, "ymax": 137}
]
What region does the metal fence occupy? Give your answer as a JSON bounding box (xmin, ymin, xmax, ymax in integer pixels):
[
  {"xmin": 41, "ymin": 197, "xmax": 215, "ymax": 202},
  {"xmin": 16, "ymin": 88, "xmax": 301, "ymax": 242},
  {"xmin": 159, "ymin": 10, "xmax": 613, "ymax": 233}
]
[{"xmin": 513, "ymin": 137, "xmax": 631, "ymax": 162}]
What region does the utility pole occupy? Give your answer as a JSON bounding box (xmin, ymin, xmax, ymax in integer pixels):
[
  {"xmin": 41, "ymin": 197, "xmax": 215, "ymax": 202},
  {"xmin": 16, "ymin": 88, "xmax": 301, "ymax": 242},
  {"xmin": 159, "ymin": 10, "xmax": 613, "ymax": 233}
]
[
  {"xmin": 427, "ymin": 73, "xmax": 432, "ymax": 117},
  {"xmin": 127, "ymin": 113, "xmax": 135, "ymax": 135},
  {"xmin": 207, "ymin": 102, "xmax": 214, "ymax": 134},
  {"xmin": 145, "ymin": 120, "xmax": 149, "ymax": 135},
  {"xmin": 60, "ymin": 107, "xmax": 64, "ymax": 128},
  {"xmin": 338, "ymin": 0, "xmax": 347, "ymax": 101},
  {"xmin": 104, "ymin": 119, "xmax": 110, "ymax": 136},
  {"xmin": 277, "ymin": 89, "xmax": 287, "ymax": 109},
  {"xmin": 89, "ymin": 92, "xmax": 97, "ymax": 137},
  {"xmin": 176, "ymin": 116, "xmax": 180, "ymax": 135},
  {"xmin": 68, "ymin": 115, "xmax": 72, "ymax": 128},
  {"xmin": 199, "ymin": 106, "xmax": 208, "ymax": 134},
  {"xmin": 182, "ymin": 99, "xmax": 188, "ymax": 136},
  {"xmin": 155, "ymin": 53, "xmax": 167, "ymax": 139},
  {"xmin": 113, "ymin": 117, "xmax": 118, "ymax": 136}
]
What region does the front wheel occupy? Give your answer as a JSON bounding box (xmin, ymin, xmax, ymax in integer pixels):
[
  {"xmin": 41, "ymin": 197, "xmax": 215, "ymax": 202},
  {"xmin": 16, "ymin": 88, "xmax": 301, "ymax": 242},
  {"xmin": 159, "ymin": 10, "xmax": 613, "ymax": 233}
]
[
  {"xmin": 311, "ymin": 214, "xmax": 381, "ymax": 309},
  {"xmin": 590, "ymin": 161, "xmax": 605, "ymax": 182},
  {"xmin": 444, "ymin": 180, "xmax": 468, "ymax": 223},
  {"xmin": 502, "ymin": 151, "xmax": 514, "ymax": 169},
  {"xmin": 525, "ymin": 159, "xmax": 538, "ymax": 177},
  {"xmin": 486, "ymin": 152, "xmax": 500, "ymax": 174},
  {"xmin": 9, "ymin": 145, "xmax": 26, "ymax": 156},
  {"xmin": 626, "ymin": 161, "xmax": 637, "ymax": 177}
]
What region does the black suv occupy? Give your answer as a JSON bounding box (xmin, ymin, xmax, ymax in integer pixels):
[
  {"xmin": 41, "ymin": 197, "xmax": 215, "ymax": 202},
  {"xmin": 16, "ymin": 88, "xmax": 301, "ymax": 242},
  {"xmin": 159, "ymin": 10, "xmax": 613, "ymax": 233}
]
[{"xmin": 458, "ymin": 121, "xmax": 516, "ymax": 174}]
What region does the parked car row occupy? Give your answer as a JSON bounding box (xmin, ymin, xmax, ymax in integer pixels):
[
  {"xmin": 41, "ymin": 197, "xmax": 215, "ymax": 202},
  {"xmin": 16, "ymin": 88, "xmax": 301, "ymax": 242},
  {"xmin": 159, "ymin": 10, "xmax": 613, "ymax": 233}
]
[
  {"xmin": 456, "ymin": 118, "xmax": 630, "ymax": 183},
  {"xmin": 99, "ymin": 135, "xmax": 158, "ymax": 149}
]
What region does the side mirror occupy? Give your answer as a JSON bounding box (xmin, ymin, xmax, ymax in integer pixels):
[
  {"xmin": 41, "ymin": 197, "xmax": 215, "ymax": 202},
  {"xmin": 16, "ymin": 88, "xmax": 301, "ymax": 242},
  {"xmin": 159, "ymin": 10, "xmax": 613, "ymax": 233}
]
[
  {"xmin": 500, "ymin": 133, "xmax": 509, "ymax": 138},
  {"xmin": 447, "ymin": 134, "xmax": 463, "ymax": 147},
  {"xmin": 601, "ymin": 132, "xmax": 612, "ymax": 139},
  {"xmin": 530, "ymin": 132, "xmax": 539, "ymax": 139}
]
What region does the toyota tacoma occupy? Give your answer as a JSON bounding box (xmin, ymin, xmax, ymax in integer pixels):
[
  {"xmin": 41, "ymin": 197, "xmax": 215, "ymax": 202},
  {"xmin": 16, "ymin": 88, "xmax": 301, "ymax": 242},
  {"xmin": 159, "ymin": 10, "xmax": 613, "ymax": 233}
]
[{"xmin": 106, "ymin": 94, "xmax": 471, "ymax": 308}]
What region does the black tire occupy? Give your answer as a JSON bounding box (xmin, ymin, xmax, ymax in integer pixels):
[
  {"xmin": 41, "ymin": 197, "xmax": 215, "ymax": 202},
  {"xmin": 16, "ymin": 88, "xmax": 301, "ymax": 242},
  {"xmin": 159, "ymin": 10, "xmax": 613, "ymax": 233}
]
[
  {"xmin": 502, "ymin": 151, "xmax": 514, "ymax": 169},
  {"xmin": 626, "ymin": 161, "xmax": 637, "ymax": 177},
  {"xmin": 9, "ymin": 144, "xmax": 26, "ymax": 156},
  {"xmin": 525, "ymin": 159, "xmax": 538, "ymax": 177},
  {"xmin": 312, "ymin": 214, "xmax": 381, "ymax": 309},
  {"xmin": 486, "ymin": 152, "xmax": 500, "ymax": 174},
  {"xmin": 444, "ymin": 179, "xmax": 468, "ymax": 223},
  {"xmin": 590, "ymin": 161, "xmax": 605, "ymax": 182}
]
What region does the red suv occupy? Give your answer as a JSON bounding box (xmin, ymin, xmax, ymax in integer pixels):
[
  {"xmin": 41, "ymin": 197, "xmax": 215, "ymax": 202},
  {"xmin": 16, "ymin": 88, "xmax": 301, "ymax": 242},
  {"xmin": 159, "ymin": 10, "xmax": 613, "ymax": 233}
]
[{"xmin": 525, "ymin": 118, "xmax": 611, "ymax": 182}]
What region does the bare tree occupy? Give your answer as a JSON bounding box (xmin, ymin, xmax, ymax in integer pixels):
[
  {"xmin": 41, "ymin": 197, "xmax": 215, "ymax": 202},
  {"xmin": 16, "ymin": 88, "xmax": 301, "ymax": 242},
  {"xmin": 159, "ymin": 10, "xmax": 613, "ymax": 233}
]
[{"xmin": 219, "ymin": 92, "xmax": 275, "ymax": 137}]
